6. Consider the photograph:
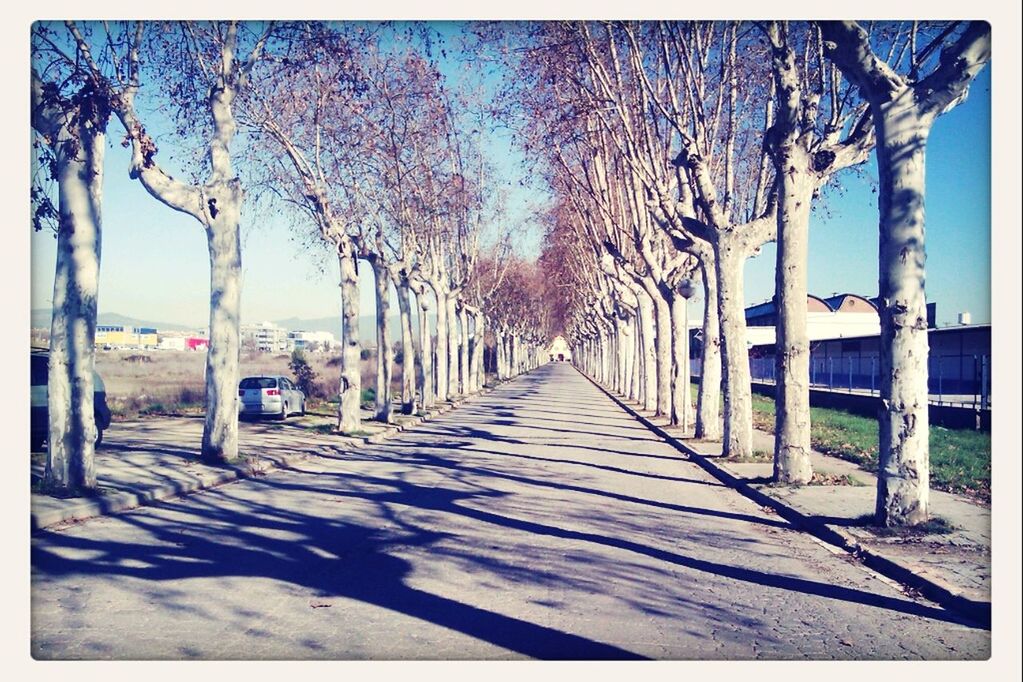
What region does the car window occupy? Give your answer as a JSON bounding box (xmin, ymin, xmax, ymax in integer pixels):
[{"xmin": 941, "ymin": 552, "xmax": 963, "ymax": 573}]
[
  {"xmin": 239, "ymin": 377, "xmax": 277, "ymax": 389},
  {"xmin": 31, "ymin": 355, "xmax": 48, "ymax": 385}
]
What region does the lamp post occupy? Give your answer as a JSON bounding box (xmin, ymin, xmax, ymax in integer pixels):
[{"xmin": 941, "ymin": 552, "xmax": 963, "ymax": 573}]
[{"xmin": 678, "ymin": 277, "xmax": 697, "ymax": 434}]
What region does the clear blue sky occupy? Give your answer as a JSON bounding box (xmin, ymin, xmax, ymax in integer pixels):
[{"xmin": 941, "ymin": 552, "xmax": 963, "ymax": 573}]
[{"xmin": 30, "ymin": 23, "xmax": 991, "ymax": 331}]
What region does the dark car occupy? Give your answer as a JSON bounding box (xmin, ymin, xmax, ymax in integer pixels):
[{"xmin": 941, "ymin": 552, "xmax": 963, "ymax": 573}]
[
  {"xmin": 30, "ymin": 351, "xmax": 112, "ymax": 451},
  {"xmin": 238, "ymin": 375, "xmax": 305, "ymax": 420}
]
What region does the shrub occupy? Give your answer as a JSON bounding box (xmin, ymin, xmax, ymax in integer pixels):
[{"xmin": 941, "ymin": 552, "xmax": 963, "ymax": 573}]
[
  {"xmin": 289, "ymin": 348, "xmax": 317, "ymax": 395},
  {"xmin": 360, "ymin": 348, "xmax": 372, "ymax": 361}
]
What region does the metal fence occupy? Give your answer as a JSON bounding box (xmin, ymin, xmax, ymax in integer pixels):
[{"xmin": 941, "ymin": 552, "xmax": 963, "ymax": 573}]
[{"xmin": 691, "ymin": 354, "xmax": 991, "ymax": 409}]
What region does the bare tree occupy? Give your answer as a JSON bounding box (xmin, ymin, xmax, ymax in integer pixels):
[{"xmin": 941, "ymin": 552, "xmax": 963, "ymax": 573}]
[
  {"xmin": 820, "ymin": 20, "xmax": 990, "ymax": 525},
  {"xmin": 83, "ymin": 21, "xmax": 274, "ymax": 463},
  {"xmin": 31, "ymin": 23, "xmax": 112, "ymax": 492},
  {"xmin": 760, "ymin": 21, "xmax": 877, "ymax": 483}
]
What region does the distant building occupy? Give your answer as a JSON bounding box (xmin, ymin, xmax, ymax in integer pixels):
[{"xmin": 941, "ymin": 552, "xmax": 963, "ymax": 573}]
[
  {"xmin": 241, "ymin": 321, "xmax": 290, "ymax": 352},
  {"xmin": 185, "ymin": 337, "xmax": 209, "ymax": 351},
  {"xmin": 547, "ymin": 335, "xmax": 572, "ymax": 362},
  {"xmin": 157, "ymin": 336, "xmax": 187, "ymax": 351},
  {"xmin": 288, "ymin": 330, "xmax": 337, "ymax": 352},
  {"xmin": 96, "ymin": 325, "xmax": 159, "ymax": 349},
  {"xmin": 743, "ymin": 293, "xmax": 882, "ymax": 347}
]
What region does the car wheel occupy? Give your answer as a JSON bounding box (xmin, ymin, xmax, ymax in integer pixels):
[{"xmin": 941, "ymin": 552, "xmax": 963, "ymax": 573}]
[
  {"xmin": 277, "ymin": 402, "xmax": 288, "ymax": 421},
  {"xmin": 299, "ymin": 399, "xmax": 306, "ymax": 416},
  {"xmin": 95, "ymin": 428, "xmax": 103, "ymax": 448}
]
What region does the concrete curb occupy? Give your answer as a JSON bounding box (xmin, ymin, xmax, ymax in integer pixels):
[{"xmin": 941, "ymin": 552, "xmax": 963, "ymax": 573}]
[
  {"xmin": 32, "ymin": 376, "xmax": 512, "ymax": 533},
  {"xmin": 578, "ymin": 368, "xmax": 991, "ymax": 628}
]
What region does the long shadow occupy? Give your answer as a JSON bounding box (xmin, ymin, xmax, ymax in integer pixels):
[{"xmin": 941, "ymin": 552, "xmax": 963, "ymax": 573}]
[
  {"xmin": 34, "ymin": 361, "xmax": 987, "ymax": 663},
  {"xmin": 325, "ymin": 445, "xmax": 769, "ymax": 528},
  {"xmin": 252, "ymin": 467, "xmax": 985, "ymax": 631},
  {"xmin": 33, "ymin": 479, "xmax": 644, "ymax": 660},
  {"xmin": 411, "ymin": 424, "xmax": 691, "ymax": 464},
  {"xmin": 441, "ymin": 444, "xmax": 725, "ymax": 488}
]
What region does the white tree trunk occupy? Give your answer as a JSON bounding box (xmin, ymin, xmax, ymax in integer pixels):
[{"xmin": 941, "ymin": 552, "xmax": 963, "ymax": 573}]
[
  {"xmin": 620, "ymin": 316, "xmax": 635, "ymax": 399},
  {"xmin": 458, "ymin": 303, "xmax": 470, "ymax": 394},
  {"xmin": 714, "ymin": 237, "xmax": 754, "ymax": 457},
  {"xmin": 430, "ymin": 281, "xmax": 449, "ymax": 401},
  {"xmin": 44, "ymin": 124, "xmax": 104, "ymax": 494},
  {"xmin": 200, "ymin": 182, "xmax": 243, "ymax": 463},
  {"xmin": 446, "ymin": 295, "xmax": 460, "ymax": 397},
  {"xmin": 337, "ymin": 250, "xmax": 362, "ymax": 433},
  {"xmin": 670, "ymin": 293, "xmax": 695, "ymax": 433},
  {"xmin": 647, "ymin": 282, "xmax": 673, "ymax": 417},
  {"xmin": 631, "ymin": 315, "xmax": 642, "ymax": 402},
  {"xmin": 415, "ymin": 290, "xmax": 434, "ymax": 409},
  {"xmin": 637, "ymin": 291, "xmax": 657, "ymax": 412},
  {"xmin": 875, "ymin": 95, "xmax": 932, "ymax": 526},
  {"xmin": 469, "ymin": 310, "xmax": 485, "ymax": 392},
  {"xmin": 370, "ymin": 259, "xmax": 393, "ymax": 423},
  {"xmin": 396, "ymin": 277, "xmax": 416, "ymax": 415},
  {"xmin": 773, "ymin": 150, "xmax": 815, "ymax": 484},
  {"xmin": 696, "ymin": 258, "xmax": 722, "ymax": 439}
]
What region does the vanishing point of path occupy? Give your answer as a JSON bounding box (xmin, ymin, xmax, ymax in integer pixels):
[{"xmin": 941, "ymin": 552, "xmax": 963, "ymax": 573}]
[{"xmin": 31, "ymin": 363, "xmax": 989, "ymax": 660}]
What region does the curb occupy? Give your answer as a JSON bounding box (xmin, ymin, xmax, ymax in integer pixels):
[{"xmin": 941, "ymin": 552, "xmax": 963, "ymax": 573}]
[
  {"xmin": 578, "ymin": 368, "xmax": 991, "ymax": 628},
  {"xmin": 32, "ymin": 375, "xmax": 513, "ymax": 533}
]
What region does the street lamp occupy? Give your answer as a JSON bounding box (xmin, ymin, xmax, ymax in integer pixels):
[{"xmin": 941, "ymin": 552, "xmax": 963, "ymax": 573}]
[{"xmin": 678, "ymin": 277, "xmax": 696, "ymax": 300}]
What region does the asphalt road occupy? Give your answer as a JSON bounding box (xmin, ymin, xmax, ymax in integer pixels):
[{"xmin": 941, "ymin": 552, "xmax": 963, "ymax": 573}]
[{"xmin": 31, "ymin": 363, "xmax": 990, "ymax": 660}]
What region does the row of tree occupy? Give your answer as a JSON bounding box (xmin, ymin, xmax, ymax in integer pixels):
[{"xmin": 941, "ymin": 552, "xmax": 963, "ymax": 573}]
[
  {"xmin": 496, "ymin": 20, "xmax": 989, "ymax": 526},
  {"xmin": 31, "ymin": 21, "xmax": 555, "ymax": 495}
]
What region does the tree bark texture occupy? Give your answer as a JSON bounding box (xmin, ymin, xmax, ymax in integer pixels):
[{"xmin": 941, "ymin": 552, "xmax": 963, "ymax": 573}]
[
  {"xmin": 200, "ymin": 181, "xmax": 243, "ymax": 463},
  {"xmin": 44, "ymin": 125, "xmax": 105, "ymax": 494},
  {"xmin": 370, "ymin": 259, "xmax": 393, "ymax": 423},
  {"xmin": 337, "ymin": 251, "xmax": 362, "ymax": 433},
  {"xmin": 696, "ymin": 259, "xmax": 722, "ymax": 440},
  {"xmin": 772, "ymin": 147, "xmax": 815, "ymax": 484},
  {"xmin": 875, "ymin": 94, "xmax": 932, "ymax": 526},
  {"xmin": 714, "ymin": 237, "xmax": 754, "ymax": 457},
  {"xmin": 396, "ymin": 278, "xmax": 416, "ymax": 415}
]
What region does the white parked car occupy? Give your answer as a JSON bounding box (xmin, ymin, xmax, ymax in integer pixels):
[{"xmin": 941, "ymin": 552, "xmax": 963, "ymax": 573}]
[
  {"xmin": 30, "ymin": 350, "xmax": 112, "ymax": 451},
  {"xmin": 238, "ymin": 376, "xmax": 305, "ymax": 420}
]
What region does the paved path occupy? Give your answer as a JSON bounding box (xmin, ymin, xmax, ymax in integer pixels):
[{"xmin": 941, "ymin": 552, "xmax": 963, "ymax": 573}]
[{"xmin": 31, "ymin": 363, "xmax": 989, "ymax": 660}]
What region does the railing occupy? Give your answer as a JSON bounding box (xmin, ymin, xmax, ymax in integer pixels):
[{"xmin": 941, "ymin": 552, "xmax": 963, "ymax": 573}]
[{"xmin": 691, "ymin": 354, "xmax": 991, "ymax": 409}]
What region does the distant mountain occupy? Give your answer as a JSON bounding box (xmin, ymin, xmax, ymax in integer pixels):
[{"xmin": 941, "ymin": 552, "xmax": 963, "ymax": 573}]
[
  {"xmin": 31, "ymin": 309, "xmax": 197, "ymax": 332},
  {"xmin": 31, "ymin": 309, "xmax": 413, "ymax": 345}
]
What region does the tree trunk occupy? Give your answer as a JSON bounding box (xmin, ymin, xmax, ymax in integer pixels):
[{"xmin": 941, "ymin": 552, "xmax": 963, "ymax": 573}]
[
  {"xmin": 337, "ymin": 250, "xmax": 362, "ymax": 433},
  {"xmin": 620, "ymin": 316, "xmax": 635, "ymax": 399},
  {"xmin": 370, "ymin": 259, "xmax": 393, "ymax": 423},
  {"xmin": 696, "ymin": 257, "xmax": 722, "ymax": 439},
  {"xmin": 415, "ymin": 291, "xmax": 434, "ymax": 409},
  {"xmin": 469, "ymin": 311, "xmax": 485, "ymax": 392},
  {"xmin": 637, "ymin": 291, "xmax": 657, "ymax": 412},
  {"xmin": 631, "ymin": 314, "xmax": 642, "ymax": 402},
  {"xmin": 43, "ymin": 124, "xmax": 104, "ymax": 494},
  {"xmin": 772, "ymin": 150, "xmax": 815, "ymax": 484},
  {"xmin": 430, "ymin": 282, "xmax": 449, "ymax": 401},
  {"xmin": 875, "ymin": 95, "xmax": 932, "ymax": 526},
  {"xmin": 671, "ymin": 293, "xmax": 695, "ymax": 433},
  {"xmin": 648, "ymin": 283, "xmax": 673, "ymax": 417},
  {"xmin": 396, "ymin": 278, "xmax": 416, "ymax": 415},
  {"xmin": 446, "ymin": 295, "xmax": 460, "ymax": 397},
  {"xmin": 200, "ymin": 182, "xmax": 243, "ymax": 463},
  {"xmin": 714, "ymin": 236, "xmax": 753, "ymax": 457},
  {"xmin": 458, "ymin": 304, "xmax": 470, "ymax": 394}
]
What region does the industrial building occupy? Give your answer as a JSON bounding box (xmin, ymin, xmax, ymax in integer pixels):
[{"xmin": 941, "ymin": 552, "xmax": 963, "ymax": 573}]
[{"xmin": 95, "ymin": 325, "xmax": 159, "ymax": 349}]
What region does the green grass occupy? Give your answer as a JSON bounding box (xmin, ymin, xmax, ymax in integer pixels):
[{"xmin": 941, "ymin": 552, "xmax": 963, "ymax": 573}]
[{"xmin": 749, "ymin": 393, "xmax": 990, "ymax": 500}]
